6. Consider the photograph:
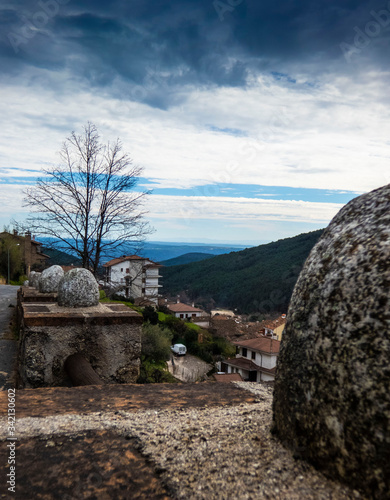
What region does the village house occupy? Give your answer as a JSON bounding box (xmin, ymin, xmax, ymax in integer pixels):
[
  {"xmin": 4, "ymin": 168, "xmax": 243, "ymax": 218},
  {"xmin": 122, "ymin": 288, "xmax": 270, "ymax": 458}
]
[
  {"xmin": 103, "ymin": 255, "xmax": 162, "ymax": 304},
  {"xmin": 167, "ymin": 301, "xmax": 204, "ymax": 320},
  {"xmin": 222, "ymin": 336, "xmax": 280, "ymax": 382},
  {"xmin": 259, "ymin": 314, "xmax": 287, "ymax": 341},
  {"xmin": 0, "ymin": 230, "xmax": 50, "ymax": 279}
]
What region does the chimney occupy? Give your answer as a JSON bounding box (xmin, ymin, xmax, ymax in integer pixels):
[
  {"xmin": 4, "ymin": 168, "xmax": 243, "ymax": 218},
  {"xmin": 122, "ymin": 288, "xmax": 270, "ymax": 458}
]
[{"xmin": 177, "ymin": 296, "xmax": 180, "ymax": 304}]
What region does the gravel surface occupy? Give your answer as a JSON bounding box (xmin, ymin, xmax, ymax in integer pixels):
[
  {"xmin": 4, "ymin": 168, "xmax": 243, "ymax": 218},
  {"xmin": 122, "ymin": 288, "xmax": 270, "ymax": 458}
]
[{"xmin": 0, "ymin": 383, "xmax": 365, "ymax": 499}]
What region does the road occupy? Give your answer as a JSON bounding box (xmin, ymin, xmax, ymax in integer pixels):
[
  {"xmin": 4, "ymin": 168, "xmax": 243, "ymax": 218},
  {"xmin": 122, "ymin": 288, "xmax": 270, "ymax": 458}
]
[
  {"xmin": 0, "ymin": 285, "xmax": 18, "ymax": 390},
  {"xmin": 168, "ymin": 353, "xmax": 213, "ymax": 383}
]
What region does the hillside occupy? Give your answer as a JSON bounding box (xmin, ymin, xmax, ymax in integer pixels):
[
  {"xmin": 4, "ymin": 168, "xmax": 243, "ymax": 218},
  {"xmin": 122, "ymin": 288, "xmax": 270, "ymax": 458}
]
[
  {"xmin": 160, "ymin": 229, "xmax": 324, "ymax": 314},
  {"xmin": 43, "ymin": 247, "xmax": 81, "ymax": 267},
  {"xmin": 161, "ymin": 252, "xmax": 215, "ymax": 266}
]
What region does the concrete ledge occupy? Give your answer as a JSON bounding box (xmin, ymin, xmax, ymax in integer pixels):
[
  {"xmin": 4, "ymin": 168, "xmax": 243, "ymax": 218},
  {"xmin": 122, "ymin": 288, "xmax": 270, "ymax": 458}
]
[{"xmin": 0, "ymin": 382, "xmax": 256, "ymax": 418}]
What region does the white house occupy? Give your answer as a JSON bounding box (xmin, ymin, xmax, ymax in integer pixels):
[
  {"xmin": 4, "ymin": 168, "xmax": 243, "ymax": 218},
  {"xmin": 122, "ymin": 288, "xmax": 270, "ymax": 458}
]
[
  {"xmin": 103, "ymin": 255, "xmax": 162, "ymax": 304},
  {"xmin": 167, "ymin": 302, "xmax": 204, "ymax": 320},
  {"xmin": 222, "ymin": 337, "xmax": 280, "ymax": 382}
]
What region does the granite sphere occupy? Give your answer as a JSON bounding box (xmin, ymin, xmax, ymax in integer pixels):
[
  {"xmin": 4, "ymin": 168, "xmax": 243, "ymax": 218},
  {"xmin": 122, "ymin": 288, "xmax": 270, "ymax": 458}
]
[
  {"xmin": 28, "ymin": 271, "xmax": 41, "ymax": 289},
  {"xmin": 273, "ymin": 184, "xmax": 390, "ymax": 498},
  {"xmin": 39, "ymin": 265, "xmax": 64, "ymax": 294},
  {"xmin": 58, "ymin": 268, "xmax": 100, "ymax": 308}
]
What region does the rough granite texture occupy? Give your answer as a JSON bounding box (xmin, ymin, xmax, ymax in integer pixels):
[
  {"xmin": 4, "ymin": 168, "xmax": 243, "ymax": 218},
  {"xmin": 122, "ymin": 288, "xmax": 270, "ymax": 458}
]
[
  {"xmin": 58, "ymin": 268, "xmax": 100, "ymax": 307},
  {"xmin": 273, "ymin": 184, "xmax": 390, "ymax": 499},
  {"xmin": 38, "ymin": 265, "xmax": 64, "ymax": 293},
  {"xmin": 28, "ymin": 271, "xmax": 41, "ymax": 289}
]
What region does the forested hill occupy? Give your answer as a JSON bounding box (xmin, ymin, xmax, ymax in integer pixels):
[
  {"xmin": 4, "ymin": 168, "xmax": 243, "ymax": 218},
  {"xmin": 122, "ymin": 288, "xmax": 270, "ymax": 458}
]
[
  {"xmin": 160, "ymin": 229, "xmax": 324, "ymax": 314},
  {"xmin": 161, "ymin": 253, "xmax": 215, "ymax": 266}
]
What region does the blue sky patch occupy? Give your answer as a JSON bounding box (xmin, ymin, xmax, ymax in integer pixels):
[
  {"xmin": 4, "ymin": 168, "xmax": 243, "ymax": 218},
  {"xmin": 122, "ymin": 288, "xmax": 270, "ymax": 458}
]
[{"xmin": 139, "ymin": 178, "xmax": 360, "ymax": 204}]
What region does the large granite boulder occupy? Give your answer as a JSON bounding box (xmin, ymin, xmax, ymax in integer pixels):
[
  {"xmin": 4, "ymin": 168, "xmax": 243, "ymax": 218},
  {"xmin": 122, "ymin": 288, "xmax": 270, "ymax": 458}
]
[
  {"xmin": 39, "ymin": 265, "xmax": 64, "ymax": 293},
  {"xmin": 28, "ymin": 271, "xmax": 41, "ymax": 289},
  {"xmin": 273, "ymin": 184, "xmax": 390, "ymax": 498},
  {"xmin": 58, "ymin": 268, "xmax": 99, "ymax": 308}
]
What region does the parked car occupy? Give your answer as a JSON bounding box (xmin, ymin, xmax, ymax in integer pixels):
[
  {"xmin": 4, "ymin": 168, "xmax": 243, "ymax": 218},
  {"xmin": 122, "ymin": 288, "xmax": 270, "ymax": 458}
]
[{"xmin": 170, "ymin": 343, "xmax": 187, "ymax": 356}]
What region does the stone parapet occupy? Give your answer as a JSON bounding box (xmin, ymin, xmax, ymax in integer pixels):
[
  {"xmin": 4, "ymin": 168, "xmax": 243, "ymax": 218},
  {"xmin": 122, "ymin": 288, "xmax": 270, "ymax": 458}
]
[{"xmin": 18, "ymin": 302, "xmax": 142, "ymax": 388}]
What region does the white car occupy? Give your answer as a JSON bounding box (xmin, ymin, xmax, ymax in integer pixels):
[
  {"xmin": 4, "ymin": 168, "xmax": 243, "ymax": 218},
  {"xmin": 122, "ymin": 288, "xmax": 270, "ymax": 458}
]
[{"xmin": 170, "ymin": 344, "xmax": 187, "ymax": 356}]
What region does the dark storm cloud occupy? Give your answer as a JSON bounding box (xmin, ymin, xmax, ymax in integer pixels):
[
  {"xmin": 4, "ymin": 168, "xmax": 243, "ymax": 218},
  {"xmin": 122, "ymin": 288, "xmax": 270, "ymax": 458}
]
[{"xmin": 1, "ymin": 0, "xmax": 390, "ymax": 106}]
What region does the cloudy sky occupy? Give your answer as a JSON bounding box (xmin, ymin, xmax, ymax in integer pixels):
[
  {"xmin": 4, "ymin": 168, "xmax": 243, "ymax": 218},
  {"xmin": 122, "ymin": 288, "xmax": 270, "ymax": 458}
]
[{"xmin": 1, "ymin": 0, "xmax": 390, "ymax": 245}]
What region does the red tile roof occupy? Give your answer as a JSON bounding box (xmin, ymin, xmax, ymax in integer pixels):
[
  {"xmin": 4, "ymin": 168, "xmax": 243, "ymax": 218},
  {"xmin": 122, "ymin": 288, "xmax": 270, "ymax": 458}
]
[
  {"xmin": 260, "ymin": 315, "xmax": 287, "ymax": 331},
  {"xmin": 103, "ymin": 255, "xmax": 160, "ymax": 267},
  {"xmin": 213, "ymin": 373, "xmax": 243, "ymax": 382},
  {"xmin": 224, "ymin": 357, "xmax": 260, "ymax": 371},
  {"xmin": 168, "ymin": 303, "xmax": 204, "ymax": 313},
  {"xmin": 225, "ymin": 358, "xmax": 276, "ymax": 375},
  {"xmin": 233, "ymin": 337, "xmax": 280, "ymax": 354}
]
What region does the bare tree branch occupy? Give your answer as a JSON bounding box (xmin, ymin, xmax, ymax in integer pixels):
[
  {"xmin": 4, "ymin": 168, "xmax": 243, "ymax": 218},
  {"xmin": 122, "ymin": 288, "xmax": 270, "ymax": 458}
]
[{"xmin": 22, "ymin": 122, "xmax": 153, "ymax": 275}]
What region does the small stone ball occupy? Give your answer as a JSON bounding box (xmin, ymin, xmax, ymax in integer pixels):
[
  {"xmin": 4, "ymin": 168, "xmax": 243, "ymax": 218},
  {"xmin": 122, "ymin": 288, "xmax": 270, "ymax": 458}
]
[
  {"xmin": 39, "ymin": 265, "xmax": 64, "ymax": 293},
  {"xmin": 28, "ymin": 271, "xmax": 41, "ymax": 289},
  {"xmin": 58, "ymin": 268, "xmax": 99, "ymax": 308}
]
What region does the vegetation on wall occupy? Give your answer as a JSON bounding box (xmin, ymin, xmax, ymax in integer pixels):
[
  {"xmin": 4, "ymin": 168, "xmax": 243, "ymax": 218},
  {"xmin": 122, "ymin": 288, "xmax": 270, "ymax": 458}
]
[{"xmin": 137, "ymin": 322, "xmax": 176, "ymax": 383}]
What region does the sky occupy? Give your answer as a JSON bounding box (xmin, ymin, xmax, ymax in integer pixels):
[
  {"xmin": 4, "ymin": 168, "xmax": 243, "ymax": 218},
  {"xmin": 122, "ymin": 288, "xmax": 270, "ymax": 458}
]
[{"xmin": 1, "ymin": 0, "xmax": 390, "ymax": 245}]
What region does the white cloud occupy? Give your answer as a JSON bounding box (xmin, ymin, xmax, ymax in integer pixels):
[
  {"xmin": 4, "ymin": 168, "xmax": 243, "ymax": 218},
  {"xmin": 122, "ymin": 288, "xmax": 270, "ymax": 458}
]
[
  {"xmin": 146, "ymin": 194, "xmax": 343, "ymax": 223},
  {"xmin": 0, "ymin": 66, "xmax": 389, "ymax": 241}
]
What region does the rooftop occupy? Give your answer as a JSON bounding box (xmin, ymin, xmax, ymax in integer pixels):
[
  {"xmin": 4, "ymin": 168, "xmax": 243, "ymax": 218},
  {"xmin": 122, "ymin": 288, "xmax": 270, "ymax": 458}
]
[
  {"xmin": 103, "ymin": 255, "xmax": 161, "ymax": 267},
  {"xmin": 225, "ymin": 358, "xmax": 277, "ymax": 375},
  {"xmin": 167, "ymin": 302, "xmax": 204, "ymax": 313},
  {"xmin": 213, "ymin": 373, "xmax": 243, "ymax": 382},
  {"xmin": 234, "ymin": 337, "xmax": 281, "ymax": 354}
]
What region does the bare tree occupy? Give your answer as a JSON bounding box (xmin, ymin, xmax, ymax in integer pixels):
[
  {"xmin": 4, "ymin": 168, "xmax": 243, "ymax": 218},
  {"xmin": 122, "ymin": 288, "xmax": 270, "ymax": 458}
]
[{"xmin": 22, "ymin": 123, "xmax": 152, "ymax": 275}]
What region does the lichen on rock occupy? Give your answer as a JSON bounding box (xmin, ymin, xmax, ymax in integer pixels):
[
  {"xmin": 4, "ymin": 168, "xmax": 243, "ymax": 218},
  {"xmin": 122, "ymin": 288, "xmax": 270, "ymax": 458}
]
[
  {"xmin": 273, "ymin": 183, "xmax": 390, "ymax": 499},
  {"xmin": 28, "ymin": 271, "xmax": 41, "ymax": 289},
  {"xmin": 58, "ymin": 268, "xmax": 99, "ymax": 308},
  {"xmin": 39, "ymin": 265, "xmax": 64, "ymax": 294}
]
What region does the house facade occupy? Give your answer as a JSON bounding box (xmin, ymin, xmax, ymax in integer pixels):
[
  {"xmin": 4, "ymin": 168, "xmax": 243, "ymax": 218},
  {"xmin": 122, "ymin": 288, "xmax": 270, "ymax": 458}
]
[
  {"xmin": 0, "ymin": 231, "xmax": 50, "ymax": 279},
  {"xmin": 223, "ymin": 337, "xmax": 280, "ymax": 382},
  {"xmin": 103, "ymin": 255, "xmax": 162, "ymax": 304},
  {"xmin": 167, "ymin": 302, "xmax": 204, "ymax": 320}
]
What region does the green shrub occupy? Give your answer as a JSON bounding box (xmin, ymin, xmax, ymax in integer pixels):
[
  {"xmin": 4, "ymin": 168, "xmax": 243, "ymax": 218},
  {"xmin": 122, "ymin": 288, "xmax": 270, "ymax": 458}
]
[
  {"xmin": 137, "ymin": 356, "xmax": 178, "ymax": 384},
  {"xmin": 142, "ymin": 305, "xmax": 159, "ymax": 325},
  {"xmin": 141, "ymin": 322, "xmax": 173, "ymax": 362}
]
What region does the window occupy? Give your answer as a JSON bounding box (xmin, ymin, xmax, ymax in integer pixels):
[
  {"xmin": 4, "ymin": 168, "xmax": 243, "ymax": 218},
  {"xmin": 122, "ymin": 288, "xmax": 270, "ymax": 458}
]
[
  {"xmin": 180, "ymin": 314, "xmax": 184, "ymax": 319},
  {"xmin": 242, "ymin": 348, "xmax": 247, "ymax": 357},
  {"xmin": 126, "ymin": 269, "xmax": 129, "ymax": 273},
  {"xmin": 121, "ymin": 268, "xmax": 123, "ymax": 272},
  {"xmin": 251, "ymin": 351, "xmax": 256, "ymax": 360}
]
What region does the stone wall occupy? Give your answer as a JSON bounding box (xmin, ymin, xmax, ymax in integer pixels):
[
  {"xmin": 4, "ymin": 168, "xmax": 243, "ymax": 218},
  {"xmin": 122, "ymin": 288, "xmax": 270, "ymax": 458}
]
[
  {"xmin": 17, "ymin": 267, "xmax": 143, "ymax": 388},
  {"xmin": 18, "ymin": 302, "xmax": 142, "ymax": 388}
]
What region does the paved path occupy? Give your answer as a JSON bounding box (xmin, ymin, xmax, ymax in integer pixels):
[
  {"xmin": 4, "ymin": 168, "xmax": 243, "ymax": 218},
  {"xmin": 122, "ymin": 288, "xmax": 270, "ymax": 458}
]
[
  {"xmin": 0, "ymin": 285, "xmax": 18, "ymax": 390},
  {"xmin": 168, "ymin": 353, "xmax": 213, "ymax": 382}
]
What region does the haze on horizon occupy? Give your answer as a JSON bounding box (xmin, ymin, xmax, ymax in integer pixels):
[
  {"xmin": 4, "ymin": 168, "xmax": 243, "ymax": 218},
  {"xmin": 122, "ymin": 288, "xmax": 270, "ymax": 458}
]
[{"xmin": 1, "ymin": 0, "xmax": 389, "ymax": 245}]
